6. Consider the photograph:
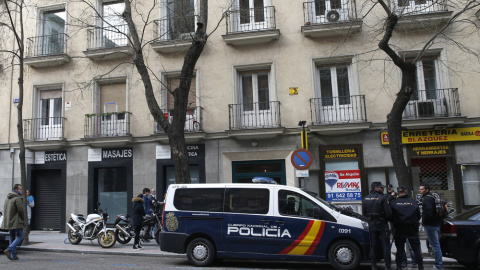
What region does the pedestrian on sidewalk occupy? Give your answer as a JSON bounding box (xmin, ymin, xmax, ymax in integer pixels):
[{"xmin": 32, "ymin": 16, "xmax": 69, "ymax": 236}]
[
  {"xmin": 362, "ymin": 181, "xmax": 392, "ymax": 270},
  {"xmin": 26, "ymin": 190, "xmax": 35, "ymax": 229},
  {"xmin": 419, "ymin": 183, "xmax": 444, "ymax": 270},
  {"xmin": 132, "ymin": 194, "xmax": 145, "ymax": 250},
  {"xmin": 1, "ymin": 184, "xmax": 26, "ymax": 260},
  {"xmin": 390, "ymin": 185, "xmax": 424, "ymax": 270}
]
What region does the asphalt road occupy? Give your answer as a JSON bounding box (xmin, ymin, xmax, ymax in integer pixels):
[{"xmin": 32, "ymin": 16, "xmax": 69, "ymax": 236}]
[{"xmin": 0, "ymin": 251, "xmax": 470, "ymax": 270}]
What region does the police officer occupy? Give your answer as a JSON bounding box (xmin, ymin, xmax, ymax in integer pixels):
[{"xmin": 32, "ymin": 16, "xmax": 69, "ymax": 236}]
[
  {"xmin": 362, "ymin": 181, "xmax": 392, "ymax": 270},
  {"xmin": 386, "ymin": 184, "xmax": 397, "ymax": 202},
  {"xmin": 390, "ymin": 186, "xmax": 424, "ymax": 270}
]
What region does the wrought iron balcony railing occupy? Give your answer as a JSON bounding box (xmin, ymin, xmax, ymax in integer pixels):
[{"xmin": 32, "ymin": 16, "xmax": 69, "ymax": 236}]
[
  {"xmin": 303, "ymin": 0, "xmax": 359, "ymax": 25},
  {"xmin": 23, "ymin": 117, "xmax": 65, "ymax": 141},
  {"xmin": 403, "ymin": 88, "xmax": 460, "ymax": 119},
  {"xmin": 393, "ymin": 0, "xmax": 448, "ymax": 15},
  {"xmin": 86, "ymin": 24, "xmax": 130, "ymax": 50},
  {"xmin": 229, "ymin": 101, "xmax": 281, "ymax": 129},
  {"xmin": 225, "ymin": 6, "xmax": 276, "ymax": 34},
  {"xmin": 26, "ymin": 33, "xmax": 68, "ymax": 57},
  {"xmin": 153, "ymin": 15, "xmax": 198, "ymax": 41},
  {"xmin": 84, "ymin": 112, "xmax": 131, "ymax": 138},
  {"xmin": 154, "ymin": 106, "xmax": 203, "ymax": 133},
  {"xmin": 310, "ymin": 95, "xmax": 367, "ymax": 124}
]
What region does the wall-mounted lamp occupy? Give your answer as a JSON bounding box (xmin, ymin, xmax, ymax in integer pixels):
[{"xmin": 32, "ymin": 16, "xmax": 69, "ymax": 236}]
[{"xmin": 251, "ymin": 140, "xmax": 258, "ymax": 147}]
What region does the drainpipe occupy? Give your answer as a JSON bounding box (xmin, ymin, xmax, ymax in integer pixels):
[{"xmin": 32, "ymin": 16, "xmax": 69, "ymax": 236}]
[{"xmin": 11, "ymin": 148, "xmax": 15, "ymax": 188}]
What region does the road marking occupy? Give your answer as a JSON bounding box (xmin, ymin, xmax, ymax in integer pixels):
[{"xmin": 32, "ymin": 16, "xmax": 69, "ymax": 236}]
[
  {"xmin": 111, "ymin": 264, "xmax": 137, "ymax": 266},
  {"xmin": 53, "ymin": 261, "xmax": 81, "ymax": 263}
]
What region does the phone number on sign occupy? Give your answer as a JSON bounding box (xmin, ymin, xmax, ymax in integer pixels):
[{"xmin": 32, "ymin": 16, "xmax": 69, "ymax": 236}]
[{"xmin": 326, "ymin": 192, "xmax": 362, "ymax": 201}]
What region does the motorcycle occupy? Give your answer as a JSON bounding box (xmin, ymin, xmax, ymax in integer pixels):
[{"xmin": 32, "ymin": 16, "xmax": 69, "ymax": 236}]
[
  {"xmin": 114, "ymin": 203, "xmax": 162, "ymax": 245},
  {"xmin": 66, "ymin": 202, "xmax": 116, "ymax": 248}
]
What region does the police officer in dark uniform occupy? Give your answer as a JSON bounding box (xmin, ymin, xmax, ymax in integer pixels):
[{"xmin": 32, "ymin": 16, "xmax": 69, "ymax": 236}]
[
  {"xmin": 362, "ymin": 181, "xmax": 392, "ymax": 270},
  {"xmin": 386, "ymin": 184, "xmax": 397, "ymax": 202},
  {"xmin": 390, "ymin": 186, "xmax": 424, "ymax": 270}
]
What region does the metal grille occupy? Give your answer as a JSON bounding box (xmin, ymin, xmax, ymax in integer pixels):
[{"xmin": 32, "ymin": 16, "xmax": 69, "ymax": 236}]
[{"xmin": 412, "ymin": 157, "xmax": 456, "ymax": 214}]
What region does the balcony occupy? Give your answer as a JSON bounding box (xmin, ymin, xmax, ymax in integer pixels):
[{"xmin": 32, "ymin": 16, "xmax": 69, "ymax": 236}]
[
  {"xmin": 24, "ymin": 34, "xmax": 71, "ymax": 68},
  {"xmin": 82, "ymin": 112, "xmax": 132, "ymax": 147},
  {"xmin": 23, "ymin": 117, "xmax": 66, "ymax": 150},
  {"xmin": 394, "ymin": 0, "xmax": 453, "ymax": 30},
  {"xmin": 301, "ymin": 1, "xmax": 362, "ymax": 38},
  {"xmin": 83, "ymin": 24, "xmax": 134, "ymax": 61},
  {"xmin": 150, "ymin": 16, "xmax": 197, "ymax": 54},
  {"xmin": 403, "ymin": 88, "xmax": 461, "ymax": 120},
  {"xmin": 309, "ymin": 95, "xmax": 370, "ymax": 135},
  {"xmin": 153, "ymin": 107, "xmax": 205, "ymax": 143},
  {"xmin": 222, "ymin": 6, "xmax": 280, "ymax": 46}
]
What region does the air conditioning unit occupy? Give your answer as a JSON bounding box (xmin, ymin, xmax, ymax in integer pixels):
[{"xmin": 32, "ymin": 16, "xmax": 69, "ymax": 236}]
[
  {"xmin": 417, "ymin": 101, "xmax": 435, "ymax": 117},
  {"xmin": 326, "ymin": 10, "xmax": 341, "ymax": 22}
]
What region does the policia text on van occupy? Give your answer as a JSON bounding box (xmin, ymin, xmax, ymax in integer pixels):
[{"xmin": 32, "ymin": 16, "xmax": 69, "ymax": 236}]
[{"xmin": 160, "ymin": 183, "xmax": 371, "ymax": 270}]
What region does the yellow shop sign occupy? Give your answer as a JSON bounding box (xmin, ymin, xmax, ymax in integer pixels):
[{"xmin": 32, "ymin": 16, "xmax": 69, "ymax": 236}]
[{"xmin": 381, "ymin": 127, "xmax": 480, "ymax": 145}]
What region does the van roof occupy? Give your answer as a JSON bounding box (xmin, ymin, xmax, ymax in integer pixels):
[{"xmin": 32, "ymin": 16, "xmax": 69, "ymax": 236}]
[{"xmin": 167, "ymin": 183, "xmax": 303, "ymax": 191}]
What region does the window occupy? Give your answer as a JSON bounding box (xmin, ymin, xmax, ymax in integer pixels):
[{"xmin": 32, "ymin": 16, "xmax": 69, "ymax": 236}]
[
  {"xmin": 394, "ymin": 0, "xmax": 435, "ymax": 14},
  {"xmin": 37, "ymin": 9, "xmax": 66, "ymax": 55},
  {"xmin": 234, "ymin": 0, "xmax": 272, "ymax": 31},
  {"xmin": 93, "ymin": 80, "xmax": 128, "ymax": 136},
  {"xmin": 99, "ymin": 1, "xmax": 128, "ymax": 47},
  {"xmin": 35, "ymin": 88, "xmax": 63, "ymax": 140},
  {"xmin": 95, "ymin": 167, "xmax": 127, "ymax": 223},
  {"xmin": 225, "ymin": 188, "xmax": 269, "ymax": 214},
  {"xmin": 165, "ymin": 0, "xmax": 196, "ymax": 40},
  {"xmin": 278, "ymin": 190, "xmax": 317, "ymax": 218},
  {"xmin": 317, "ymin": 65, "xmax": 351, "ymax": 106},
  {"xmin": 233, "ymin": 65, "xmax": 279, "ymax": 128},
  {"xmin": 156, "ymin": 73, "xmax": 198, "ymax": 132},
  {"xmin": 174, "ymin": 188, "xmax": 224, "ymax": 212}
]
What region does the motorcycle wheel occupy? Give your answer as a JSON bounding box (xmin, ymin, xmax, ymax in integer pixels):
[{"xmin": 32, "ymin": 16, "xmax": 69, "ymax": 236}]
[
  {"xmin": 155, "ymin": 230, "xmax": 160, "ymax": 245},
  {"xmin": 98, "ymin": 230, "xmax": 116, "ymax": 248},
  {"xmin": 68, "ymin": 228, "xmax": 82, "ymax": 245},
  {"xmin": 115, "ymin": 229, "xmax": 132, "ymax": 244}
]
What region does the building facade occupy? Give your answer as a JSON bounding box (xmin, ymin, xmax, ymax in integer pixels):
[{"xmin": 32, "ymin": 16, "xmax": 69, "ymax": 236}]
[{"xmin": 1, "ymin": 0, "xmax": 480, "ymax": 231}]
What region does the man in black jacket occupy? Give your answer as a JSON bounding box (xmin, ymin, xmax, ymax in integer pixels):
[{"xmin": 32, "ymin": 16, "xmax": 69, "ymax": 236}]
[
  {"xmin": 391, "ymin": 186, "xmax": 424, "ymax": 270},
  {"xmin": 420, "ymin": 183, "xmax": 443, "ymax": 270},
  {"xmin": 363, "ymin": 181, "xmax": 392, "ymax": 270}
]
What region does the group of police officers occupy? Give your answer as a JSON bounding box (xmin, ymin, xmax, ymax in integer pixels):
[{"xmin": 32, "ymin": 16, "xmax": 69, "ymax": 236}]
[{"xmin": 362, "ymin": 182, "xmax": 428, "ymax": 270}]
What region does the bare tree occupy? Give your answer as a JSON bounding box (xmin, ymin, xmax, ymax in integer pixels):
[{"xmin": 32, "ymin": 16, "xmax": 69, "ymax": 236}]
[
  {"xmin": 0, "ymin": 0, "xmax": 29, "ymax": 243},
  {"xmin": 375, "ymin": 0, "xmax": 480, "ymax": 188}
]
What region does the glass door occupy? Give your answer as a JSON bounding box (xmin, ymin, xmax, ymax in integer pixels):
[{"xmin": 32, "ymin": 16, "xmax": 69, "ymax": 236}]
[
  {"xmin": 95, "ymin": 167, "xmax": 127, "ymax": 224},
  {"xmin": 317, "ymin": 66, "xmax": 353, "ymax": 123},
  {"xmin": 238, "ymin": 0, "xmax": 267, "ymax": 31},
  {"xmin": 240, "ymin": 72, "xmax": 271, "ymax": 127},
  {"xmin": 38, "ymin": 90, "xmax": 62, "ymax": 140}
]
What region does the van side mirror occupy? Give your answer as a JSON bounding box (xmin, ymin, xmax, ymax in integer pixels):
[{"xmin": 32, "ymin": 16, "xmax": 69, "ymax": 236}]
[{"xmin": 313, "ymin": 206, "xmax": 322, "ymax": 219}]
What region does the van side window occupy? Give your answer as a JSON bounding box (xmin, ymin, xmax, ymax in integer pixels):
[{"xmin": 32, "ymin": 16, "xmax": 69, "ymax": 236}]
[
  {"xmin": 225, "ymin": 188, "xmax": 269, "ymax": 214},
  {"xmin": 278, "ymin": 190, "xmax": 316, "ymax": 218},
  {"xmin": 174, "ymin": 188, "xmax": 224, "ymax": 212}
]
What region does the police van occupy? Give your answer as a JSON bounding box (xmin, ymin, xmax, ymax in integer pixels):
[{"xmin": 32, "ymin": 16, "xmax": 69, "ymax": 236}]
[{"xmin": 160, "ymin": 180, "xmax": 370, "ymax": 270}]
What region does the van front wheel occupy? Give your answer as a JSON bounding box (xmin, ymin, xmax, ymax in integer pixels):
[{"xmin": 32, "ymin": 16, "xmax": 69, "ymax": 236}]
[
  {"xmin": 328, "ymin": 240, "xmax": 361, "ymax": 270},
  {"xmin": 186, "ymin": 238, "xmax": 215, "ymax": 267}
]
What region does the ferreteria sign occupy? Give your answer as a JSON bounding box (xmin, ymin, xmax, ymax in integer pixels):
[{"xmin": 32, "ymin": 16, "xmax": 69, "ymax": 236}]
[
  {"xmin": 411, "ymin": 144, "xmax": 451, "ymax": 157},
  {"xmin": 381, "ymin": 127, "xmax": 480, "ymax": 145}
]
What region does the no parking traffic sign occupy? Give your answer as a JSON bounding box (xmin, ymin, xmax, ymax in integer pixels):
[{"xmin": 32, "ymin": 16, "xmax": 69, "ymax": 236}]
[{"xmin": 291, "ymin": 149, "xmax": 313, "ymax": 170}]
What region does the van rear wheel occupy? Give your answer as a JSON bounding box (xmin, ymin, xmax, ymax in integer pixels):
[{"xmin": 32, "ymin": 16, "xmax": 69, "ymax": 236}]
[
  {"xmin": 328, "ymin": 240, "xmax": 361, "ymax": 270},
  {"xmin": 186, "ymin": 238, "xmax": 215, "ymax": 267}
]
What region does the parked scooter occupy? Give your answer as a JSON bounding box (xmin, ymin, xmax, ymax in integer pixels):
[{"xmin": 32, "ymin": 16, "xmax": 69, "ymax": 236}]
[
  {"xmin": 66, "ymin": 202, "xmax": 116, "ymax": 248},
  {"xmin": 114, "ymin": 203, "xmax": 162, "ymax": 245}
]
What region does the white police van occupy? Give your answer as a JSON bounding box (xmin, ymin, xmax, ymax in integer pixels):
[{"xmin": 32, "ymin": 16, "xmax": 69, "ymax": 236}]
[{"xmin": 160, "ymin": 179, "xmax": 370, "ymax": 270}]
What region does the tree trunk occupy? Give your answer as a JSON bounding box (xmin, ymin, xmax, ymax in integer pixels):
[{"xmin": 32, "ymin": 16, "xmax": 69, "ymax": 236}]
[{"xmin": 122, "ymin": 0, "xmax": 208, "ymax": 184}]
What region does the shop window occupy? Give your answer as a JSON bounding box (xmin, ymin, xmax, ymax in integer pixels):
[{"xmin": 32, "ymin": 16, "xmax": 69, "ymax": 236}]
[
  {"xmin": 95, "ymin": 167, "xmax": 127, "ymax": 222},
  {"xmin": 461, "ymin": 164, "xmax": 480, "ymax": 205}
]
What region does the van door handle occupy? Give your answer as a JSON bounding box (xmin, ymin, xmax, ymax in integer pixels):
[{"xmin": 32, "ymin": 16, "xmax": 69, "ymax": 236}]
[
  {"xmin": 261, "ymin": 219, "xmax": 272, "ymax": 223},
  {"xmin": 276, "ymin": 220, "xmax": 285, "ymax": 225}
]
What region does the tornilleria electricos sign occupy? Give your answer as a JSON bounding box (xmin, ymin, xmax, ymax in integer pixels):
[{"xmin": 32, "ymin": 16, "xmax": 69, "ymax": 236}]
[{"xmin": 325, "ymin": 170, "xmax": 362, "ymax": 202}]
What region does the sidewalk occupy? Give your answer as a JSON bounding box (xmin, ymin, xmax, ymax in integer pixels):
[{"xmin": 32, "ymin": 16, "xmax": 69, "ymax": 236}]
[
  {"xmin": 18, "ymin": 230, "xmax": 178, "ymax": 258},
  {"xmin": 18, "ymin": 230, "xmax": 458, "ymax": 264}
]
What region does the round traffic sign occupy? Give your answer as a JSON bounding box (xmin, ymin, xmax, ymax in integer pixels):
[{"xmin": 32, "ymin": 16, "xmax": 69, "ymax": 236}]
[{"xmin": 291, "ymin": 149, "xmax": 313, "ymax": 170}]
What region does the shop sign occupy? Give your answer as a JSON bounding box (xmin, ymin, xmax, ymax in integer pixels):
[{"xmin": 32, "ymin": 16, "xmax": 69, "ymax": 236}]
[
  {"xmin": 35, "ymin": 151, "xmax": 67, "ymax": 164},
  {"xmin": 88, "ymin": 148, "xmax": 133, "ymax": 161},
  {"xmin": 381, "ymin": 127, "xmax": 480, "ymax": 145},
  {"xmin": 156, "ymin": 144, "xmax": 205, "ymax": 159},
  {"xmin": 325, "ymin": 170, "xmax": 362, "ymax": 202},
  {"xmin": 323, "ymin": 148, "xmax": 358, "ymax": 159},
  {"xmin": 412, "ymin": 144, "xmax": 450, "ymax": 157}
]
